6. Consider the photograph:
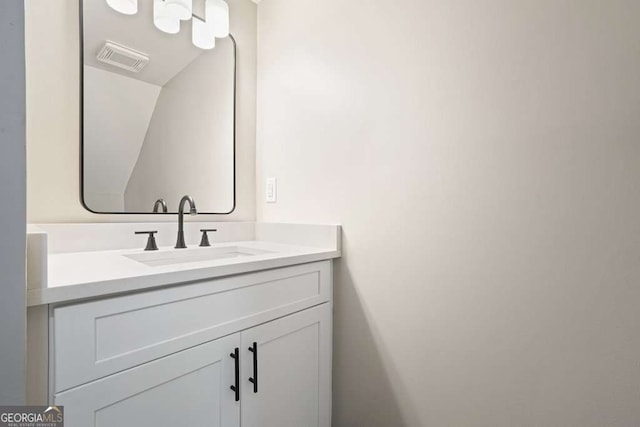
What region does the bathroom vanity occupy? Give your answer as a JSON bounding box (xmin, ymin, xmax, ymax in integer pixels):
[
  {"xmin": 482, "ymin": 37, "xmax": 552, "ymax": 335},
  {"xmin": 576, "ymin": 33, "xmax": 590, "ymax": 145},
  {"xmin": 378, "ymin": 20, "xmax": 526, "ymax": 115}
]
[
  {"xmin": 27, "ymin": 222, "xmax": 340, "ymax": 427},
  {"xmin": 23, "ymin": 3, "xmax": 339, "ymax": 424}
]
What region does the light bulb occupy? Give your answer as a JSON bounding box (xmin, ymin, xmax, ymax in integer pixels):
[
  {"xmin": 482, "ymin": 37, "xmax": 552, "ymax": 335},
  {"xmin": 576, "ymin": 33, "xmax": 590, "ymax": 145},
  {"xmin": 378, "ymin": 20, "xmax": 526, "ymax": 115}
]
[
  {"xmin": 206, "ymin": 0, "xmax": 229, "ymax": 38},
  {"xmin": 164, "ymin": 0, "xmax": 193, "ymax": 21},
  {"xmin": 192, "ymin": 17, "xmax": 216, "ymax": 50},
  {"xmin": 154, "ymin": 0, "xmax": 180, "ymax": 34},
  {"xmin": 106, "ymin": 0, "xmax": 137, "ymax": 15}
]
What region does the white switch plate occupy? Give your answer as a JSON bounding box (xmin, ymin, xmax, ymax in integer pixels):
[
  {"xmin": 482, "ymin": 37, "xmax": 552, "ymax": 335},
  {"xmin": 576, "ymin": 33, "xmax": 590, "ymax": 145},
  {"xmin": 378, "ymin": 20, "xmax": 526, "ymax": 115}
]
[{"xmin": 266, "ymin": 177, "xmax": 277, "ymax": 203}]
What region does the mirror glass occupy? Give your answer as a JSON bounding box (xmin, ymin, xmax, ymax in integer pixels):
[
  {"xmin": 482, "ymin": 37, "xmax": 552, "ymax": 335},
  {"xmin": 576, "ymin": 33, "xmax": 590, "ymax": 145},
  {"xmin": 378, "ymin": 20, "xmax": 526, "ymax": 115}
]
[{"xmin": 81, "ymin": 0, "xmax": 235, "ymax": 214}]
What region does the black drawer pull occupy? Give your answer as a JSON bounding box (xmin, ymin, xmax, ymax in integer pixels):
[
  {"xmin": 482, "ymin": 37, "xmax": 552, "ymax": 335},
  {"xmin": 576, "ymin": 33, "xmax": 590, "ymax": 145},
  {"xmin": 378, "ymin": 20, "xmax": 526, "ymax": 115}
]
[
  {"xmin": 230, "ymin": 348, "xmax": 240, "ymax": 401},
  {"xmin": 248, "ymin": 342, "xmax": 258, "ymax": 393}
]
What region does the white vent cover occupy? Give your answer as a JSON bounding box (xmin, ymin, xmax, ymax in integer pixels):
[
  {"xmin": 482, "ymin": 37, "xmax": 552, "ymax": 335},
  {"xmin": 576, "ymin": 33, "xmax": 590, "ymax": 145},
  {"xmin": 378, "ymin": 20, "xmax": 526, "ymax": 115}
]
[{"xmin": 96, "ymin": 41, "xmax": 149, "ymax": 73}]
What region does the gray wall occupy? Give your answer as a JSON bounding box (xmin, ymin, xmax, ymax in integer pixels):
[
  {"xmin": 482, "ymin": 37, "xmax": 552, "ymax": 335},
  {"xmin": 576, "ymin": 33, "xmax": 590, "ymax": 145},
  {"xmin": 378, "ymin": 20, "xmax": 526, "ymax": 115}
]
[
  {"xmin": 0, "ymin": 0, "xmax": 27, "ymax": 405},
  {"xmin": 125, "ymin": 39, "xmax": 235, "ymax": 213},
  {"xmin": 257, "ymin": 0, "xmax": 640, "ymax": 425}
]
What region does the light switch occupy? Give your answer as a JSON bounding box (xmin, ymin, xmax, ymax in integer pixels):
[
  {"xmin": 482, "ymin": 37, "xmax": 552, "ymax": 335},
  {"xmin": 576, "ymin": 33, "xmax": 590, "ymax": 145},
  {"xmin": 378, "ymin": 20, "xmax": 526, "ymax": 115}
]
[{"xmin": 266, "ymin": 177, "xmax": 277, "ymax": 203}]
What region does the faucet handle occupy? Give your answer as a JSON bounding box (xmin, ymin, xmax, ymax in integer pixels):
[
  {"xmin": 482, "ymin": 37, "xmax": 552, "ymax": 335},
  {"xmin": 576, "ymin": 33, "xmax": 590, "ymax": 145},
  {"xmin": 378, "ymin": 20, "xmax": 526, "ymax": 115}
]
[
  {"xmin": 199, "ymin": 229, "xmax": 218, "ymax": 247},
  {"xmin": 135, "ymin": 231, "xmax": 159, "ymax": 251}
]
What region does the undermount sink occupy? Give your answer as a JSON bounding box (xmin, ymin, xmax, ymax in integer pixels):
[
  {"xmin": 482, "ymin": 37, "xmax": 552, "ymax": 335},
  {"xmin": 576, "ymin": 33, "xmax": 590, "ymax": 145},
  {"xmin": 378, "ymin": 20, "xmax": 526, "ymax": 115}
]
[{"xmin": 125, "ymin": 246, "xmax": 274, "ymax": 267}]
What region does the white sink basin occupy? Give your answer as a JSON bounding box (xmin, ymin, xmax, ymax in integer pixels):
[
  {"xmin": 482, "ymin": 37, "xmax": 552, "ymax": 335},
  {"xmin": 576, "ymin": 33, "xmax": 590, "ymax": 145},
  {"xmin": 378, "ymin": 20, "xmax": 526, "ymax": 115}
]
[{"xmin": 125, "ymin": 246, "xmax": 274, "ymax": 267}]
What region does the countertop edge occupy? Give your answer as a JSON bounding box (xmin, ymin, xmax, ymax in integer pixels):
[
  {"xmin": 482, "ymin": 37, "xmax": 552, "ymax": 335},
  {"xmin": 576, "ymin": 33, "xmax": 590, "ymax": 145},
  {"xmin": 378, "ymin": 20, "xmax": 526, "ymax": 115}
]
[{"xmin": 27, "ymin": 250, "xmax": 341, "ymax": 307}]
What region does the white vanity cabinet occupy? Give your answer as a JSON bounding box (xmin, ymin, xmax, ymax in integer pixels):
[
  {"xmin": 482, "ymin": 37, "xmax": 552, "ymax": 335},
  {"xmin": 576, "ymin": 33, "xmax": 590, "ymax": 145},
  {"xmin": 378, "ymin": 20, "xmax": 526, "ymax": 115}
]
[{"xmin": 34, "ymin": 261, "xmax": 333, "ymax": 427}]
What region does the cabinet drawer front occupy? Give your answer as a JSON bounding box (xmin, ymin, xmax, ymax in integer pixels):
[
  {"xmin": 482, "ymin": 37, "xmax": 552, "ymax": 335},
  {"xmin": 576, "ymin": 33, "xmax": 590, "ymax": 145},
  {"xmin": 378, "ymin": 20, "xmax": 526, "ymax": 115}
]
[{"xmin": 53, "ymin": 261, "xmax": 331, "ymax": 392}]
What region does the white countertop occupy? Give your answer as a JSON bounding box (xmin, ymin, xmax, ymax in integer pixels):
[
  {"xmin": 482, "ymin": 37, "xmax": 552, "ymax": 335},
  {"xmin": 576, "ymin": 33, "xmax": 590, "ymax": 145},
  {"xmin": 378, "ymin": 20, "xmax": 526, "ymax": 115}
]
[{"xmin": 27, "ymin": 240, "xmax": 340, "ymax": 306}]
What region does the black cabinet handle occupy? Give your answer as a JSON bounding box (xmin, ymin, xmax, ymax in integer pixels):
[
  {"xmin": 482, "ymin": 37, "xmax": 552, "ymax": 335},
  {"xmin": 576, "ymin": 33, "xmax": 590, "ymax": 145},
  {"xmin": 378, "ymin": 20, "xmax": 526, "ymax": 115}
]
[
  {"xmin": 248, "ymin": 342, "xmax": 258, "ymax": 393},
  {"xmin": 230, "ymin": 348, "xmax": 240, "ymax": 402}
]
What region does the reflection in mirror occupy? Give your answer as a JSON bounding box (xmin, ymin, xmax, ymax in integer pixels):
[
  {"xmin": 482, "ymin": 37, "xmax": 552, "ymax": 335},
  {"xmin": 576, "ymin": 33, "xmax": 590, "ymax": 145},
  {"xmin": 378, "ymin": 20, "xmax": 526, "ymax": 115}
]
[{"xmin": 82, "ymin": 0, "xmax": 235, "ymax": 214}]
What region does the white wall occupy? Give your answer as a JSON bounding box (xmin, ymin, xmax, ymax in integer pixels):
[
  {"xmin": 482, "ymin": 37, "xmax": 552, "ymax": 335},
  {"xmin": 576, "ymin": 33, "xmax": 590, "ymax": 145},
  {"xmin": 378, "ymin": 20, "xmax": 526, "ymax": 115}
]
[
  {"xmin": 125, "ymin": 39, "xmax": 235, "ymax": 213},
  {"xmin": 257, "ymin": 0, "xmax": 640, "ymax": 426},
  {"xmin": 0, "ymin": 0, "xmax": 26, "ymax": 405},
  {"xmin": 84, "ymin": 65, "xmax": 161, "ymax": 212},
  {"xmin": 25, "ymin": 0, "xmax": 256, "ymax": 223}
]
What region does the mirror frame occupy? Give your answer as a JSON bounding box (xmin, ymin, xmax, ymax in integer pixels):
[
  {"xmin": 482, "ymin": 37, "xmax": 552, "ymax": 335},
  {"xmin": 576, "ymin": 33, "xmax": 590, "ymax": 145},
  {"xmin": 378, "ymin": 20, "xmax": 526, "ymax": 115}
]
[{"xmin": 78, "ymin": 2, "xmax": 237, "ymax": 215}]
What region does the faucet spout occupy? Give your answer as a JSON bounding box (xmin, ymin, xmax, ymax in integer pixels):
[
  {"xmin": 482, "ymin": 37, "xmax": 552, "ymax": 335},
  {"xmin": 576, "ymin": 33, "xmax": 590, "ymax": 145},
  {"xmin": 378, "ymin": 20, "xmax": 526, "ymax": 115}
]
[
  {"xmin": 175, "ymin": 195, "xmax": 197, "ymax": 249},
  {"xmin": 153, "ymin": 198, "xmax": 168, "ymax": 213}
]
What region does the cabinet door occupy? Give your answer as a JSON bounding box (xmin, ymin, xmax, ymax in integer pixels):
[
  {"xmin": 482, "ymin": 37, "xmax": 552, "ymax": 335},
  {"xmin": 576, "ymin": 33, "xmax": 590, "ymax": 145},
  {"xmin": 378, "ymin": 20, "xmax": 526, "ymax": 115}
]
[
  {"xmin": 55, "ymin": 334, "xmax": 241, "ymax": 427},
  {"xmin": 241, "ymin": 304, "xmax": 332, "ymax": 427}
]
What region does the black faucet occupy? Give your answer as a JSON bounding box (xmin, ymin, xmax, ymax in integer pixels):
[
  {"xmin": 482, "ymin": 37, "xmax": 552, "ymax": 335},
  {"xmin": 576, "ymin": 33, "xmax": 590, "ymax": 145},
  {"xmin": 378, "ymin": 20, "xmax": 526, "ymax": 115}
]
[
  {"xmin": 175, "ymin": 195, "xmax": 197, "ymax": 249},
  {"xmin": 153, "ymin": 198, "xmax": 168, "ymax": 213}
]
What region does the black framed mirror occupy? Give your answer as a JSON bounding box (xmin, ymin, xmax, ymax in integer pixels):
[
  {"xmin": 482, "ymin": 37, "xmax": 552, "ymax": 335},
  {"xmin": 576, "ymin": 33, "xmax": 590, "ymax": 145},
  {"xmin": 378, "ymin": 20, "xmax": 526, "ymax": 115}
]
[{"xmin": 80, "ymin": 0, "xmax": 236, "ymax": 214}]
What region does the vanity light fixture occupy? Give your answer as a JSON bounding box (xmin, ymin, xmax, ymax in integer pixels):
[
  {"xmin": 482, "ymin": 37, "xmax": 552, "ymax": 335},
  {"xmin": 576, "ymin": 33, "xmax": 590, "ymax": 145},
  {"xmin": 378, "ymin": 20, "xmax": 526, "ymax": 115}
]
[
  {"xmin": 106, "ymin": 0, "xmax": 137, "ymax": 15},
  {"xmin": 108, "ymin": 0, "xmax": 229, "ymax": 50},
  {"xmin": 191, "ymin": 0, "xmax": 229, "ymax": 49},
  {"xmin": 207, "ymin": 0, "xmax": 230, "ymax": 38},
  {"xmin": 192, "ymin": 16, "xmax": 216, "ymax": 50},
  {"xmin": 154, "ymin": 0, "xmax": 181, "ymax": 34},
  {"xmin": 164, "ymin": 0, "xmax": 193, "ymax": 20}
]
